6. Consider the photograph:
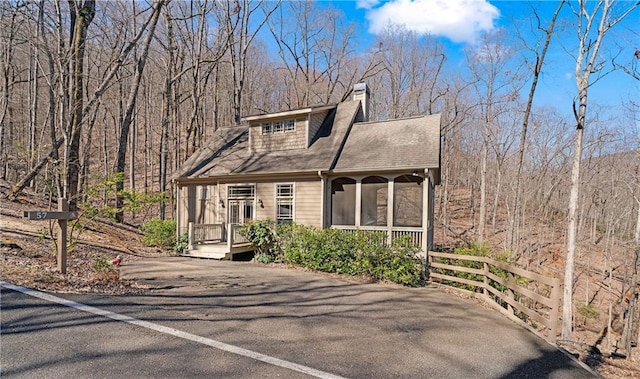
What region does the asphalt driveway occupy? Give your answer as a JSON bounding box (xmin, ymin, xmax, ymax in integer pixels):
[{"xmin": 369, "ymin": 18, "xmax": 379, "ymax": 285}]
[{"xmin": 111, "ymin": 256, "xmax": 594, "ymax": 378}]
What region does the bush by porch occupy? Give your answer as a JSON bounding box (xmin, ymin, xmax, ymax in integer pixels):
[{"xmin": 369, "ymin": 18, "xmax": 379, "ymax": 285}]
[{"xmin": 240, "ymin": 220, "xmax": 424, "ymax": 286}]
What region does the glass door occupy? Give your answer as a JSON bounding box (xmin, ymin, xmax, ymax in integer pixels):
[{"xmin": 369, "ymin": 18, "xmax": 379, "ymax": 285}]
[{"xmin": 228, "ymin": 199, "xmax": 254, "ymax": 224}]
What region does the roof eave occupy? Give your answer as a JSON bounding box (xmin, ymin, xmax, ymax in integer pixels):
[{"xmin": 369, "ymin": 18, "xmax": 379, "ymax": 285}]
[{"xmin": 242, "ymin": 104, "xmax": 337, "ymax": 122}]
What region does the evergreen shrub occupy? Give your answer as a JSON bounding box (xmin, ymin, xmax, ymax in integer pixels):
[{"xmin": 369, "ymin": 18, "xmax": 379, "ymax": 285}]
[{"xmin": 141, "ymin": 219, "xmax": 176, "ymax": 248}]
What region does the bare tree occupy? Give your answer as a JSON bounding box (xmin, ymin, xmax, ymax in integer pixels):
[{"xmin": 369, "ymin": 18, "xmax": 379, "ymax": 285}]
[
  {"xmin": 466, "ymin": 30, "xmax": 523, "ymax": 243},
  {"xmin": 113, "ymin": 0, "xmax": 163, "ymax": 223},
  {"xmin": 0, "ymin": 3, "xmax": 20, "ymax": 180},
  {"xmin": 562, "ymin": 0, "xmax": 639, "ymax": 341},
  {"xmin": 372, "ymin": 25, "xmax": 446, "ymax": 120},
  {"xmin": 510, "ymin": 0, "xmax": 565, "ymax": 254},
  {"xmin": 266, "ymin": 1, "xmax": 359, "ymax": 108},
  {"xmin": 216, "ymin": 0, "xmax": 279, "ymax": 125}
]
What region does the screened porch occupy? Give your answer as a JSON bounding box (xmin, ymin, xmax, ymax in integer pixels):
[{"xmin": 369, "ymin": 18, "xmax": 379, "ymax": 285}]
[{"xmin": 329, "ymin": 174, "xmax": 432, "ymax": 251}]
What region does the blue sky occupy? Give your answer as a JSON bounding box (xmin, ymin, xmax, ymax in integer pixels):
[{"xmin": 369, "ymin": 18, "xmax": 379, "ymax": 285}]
[{"xmin": 317, "ymin": 0, "xmax": 639, "ymax": 120}]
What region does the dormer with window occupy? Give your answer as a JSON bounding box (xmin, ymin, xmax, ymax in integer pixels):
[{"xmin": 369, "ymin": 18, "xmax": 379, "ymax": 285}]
[{"xmin": 243, "ymin": 105, "xmax": 336, "ymax": 153}]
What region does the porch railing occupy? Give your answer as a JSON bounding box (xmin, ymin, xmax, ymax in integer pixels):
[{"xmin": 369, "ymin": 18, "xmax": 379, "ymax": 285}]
[
  {"xmin": 187, "ymin": 222, "xmax": 251, "ymax": 251},
  {"xmin": 331, "ymin": 225, "xmax": 423, "ymax": 248},
  {"xmin": 428, "ymin": 251, "xmax": 561, "ymax": 343},
  {"xmin": 228, "ymin": 224, "xmax": 249, "ymax": 245},
  {"xmin": 189, "ymin": 223, "xmax": 225, "ymax": 246}
]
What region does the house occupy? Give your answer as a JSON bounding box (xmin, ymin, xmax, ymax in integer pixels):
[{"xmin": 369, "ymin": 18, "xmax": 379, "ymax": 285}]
[{"xmin": 172, "ymin": 83, "xmax": 441, "ymax": 259}]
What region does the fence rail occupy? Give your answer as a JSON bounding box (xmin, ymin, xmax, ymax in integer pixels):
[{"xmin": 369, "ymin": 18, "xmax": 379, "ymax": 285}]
[{"xmin": 428, "ymin": 251, "xmax": 561, "ymax": 343}]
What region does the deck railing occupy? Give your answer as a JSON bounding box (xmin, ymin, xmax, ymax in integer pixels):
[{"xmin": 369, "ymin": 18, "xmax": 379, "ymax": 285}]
[
  {"xmin": 187, "ymin": 222, "xmax": 251, "ymax": 251},
  {"xmin": 331, "ymin": 226, "xmax": 423, "ymax": 248},
  {"xmin": 428, "ymin": 251, "xmax": 561, "ymax": 343},
  {"xmin": 229, "ymin": 224, "xmax": 249, "ymax": 245},
  {"xmin": 188, "ymin": 223, "xmax": 225, "ymax": 246}
]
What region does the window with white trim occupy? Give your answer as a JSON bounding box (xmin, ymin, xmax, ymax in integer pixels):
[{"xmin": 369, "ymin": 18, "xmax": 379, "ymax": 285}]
[
  {"xmin": 261, "ymin": 119, "xmax": 295, "ymax": 134},
  {"xmin": 228, "ymin": 185, "xmax": 255, "ymax": 199},
  {"xmin": 276, "ymin": 184, "xmax": 294, "ymax": 224}
]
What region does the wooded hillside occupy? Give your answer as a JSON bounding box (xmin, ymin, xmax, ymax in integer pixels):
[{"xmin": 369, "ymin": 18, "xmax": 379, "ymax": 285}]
[{"xmin": 1, "ymin": 0, "xmax": 639, "ymax": 360}]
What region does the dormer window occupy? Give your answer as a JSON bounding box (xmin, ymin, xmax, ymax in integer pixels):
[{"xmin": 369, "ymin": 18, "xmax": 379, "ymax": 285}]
[{"xmin": 262, "ymin": 119, "xmax": 295, "ymax": 134}]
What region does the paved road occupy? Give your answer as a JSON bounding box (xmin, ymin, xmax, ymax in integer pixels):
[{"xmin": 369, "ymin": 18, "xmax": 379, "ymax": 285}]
[{"xmin": 2, "ymin": 257, "xmax": 596, "ymax": 378}]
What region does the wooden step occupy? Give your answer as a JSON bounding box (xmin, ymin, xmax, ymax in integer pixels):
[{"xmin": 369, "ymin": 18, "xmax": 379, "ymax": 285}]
[{"xmin": 182, "ymin": 249, "xmax": 226, "ymax": 260}]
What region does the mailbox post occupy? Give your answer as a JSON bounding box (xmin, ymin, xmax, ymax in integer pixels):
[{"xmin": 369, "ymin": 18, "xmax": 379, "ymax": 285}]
[{"xmin": 23, "ymin": 198, "xmax": 77, "ymax": 274}]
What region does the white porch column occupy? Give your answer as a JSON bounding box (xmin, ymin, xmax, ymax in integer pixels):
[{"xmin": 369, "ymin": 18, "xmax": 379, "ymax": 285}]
[
  {"xmin": 188, "ymin": 222, "xmax": 194, "ymax": 250},
  {"xmin": 175, "ymin": 183, "xmax": 181, "ymax": 240},
  {"xmin": 319, "ymin": 173, "xmax": 326, "ymax": 228},
  {"xmin": 387, "ymin": 180, "xmax": 394, "ymax": 245},
  {"xmin": 422, "ymin": 171, "xmax": 430, "ymax": 254},
  {"xmin": 355, "ymin": 179, "xmax": 362, "ymax": 227}
]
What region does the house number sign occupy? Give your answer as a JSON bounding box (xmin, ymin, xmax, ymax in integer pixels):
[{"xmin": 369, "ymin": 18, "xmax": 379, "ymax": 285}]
[{"xmin": 23, "ymin": 198, "xmax": 77, "ymax": 274}]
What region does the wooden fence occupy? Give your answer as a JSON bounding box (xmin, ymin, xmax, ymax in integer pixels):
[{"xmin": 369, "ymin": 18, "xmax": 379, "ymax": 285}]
[{"xmin": 428, "ymin": 251, "xmax": 561, "ymax": 343}]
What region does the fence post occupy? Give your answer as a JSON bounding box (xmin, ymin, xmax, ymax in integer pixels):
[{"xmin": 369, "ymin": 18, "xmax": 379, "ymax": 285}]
[
  {"xmin": 57, "ymin": 198, "xmax": 68, "ymax": 274},
  {"xmin": 507, "ymin": 272, "xmax": 515, "ymax": 315},
  {"xmin": 549, "ymin": 278, "xmax": 561, "ymax": 342},
  {"xmin": 483, "ymin": 260, "xmax": 489, "ymax": 298}
]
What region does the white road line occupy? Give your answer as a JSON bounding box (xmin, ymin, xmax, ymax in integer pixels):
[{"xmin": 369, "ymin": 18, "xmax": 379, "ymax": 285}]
[{"xmin": 1, "ymin": 281, "xmax": 346, "ymax": 379}]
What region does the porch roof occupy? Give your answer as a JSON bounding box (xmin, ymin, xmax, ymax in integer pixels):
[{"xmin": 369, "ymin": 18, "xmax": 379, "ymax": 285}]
[{"xmin": 333, "ymin": 114, "xmax": 441, "ymax": 172}]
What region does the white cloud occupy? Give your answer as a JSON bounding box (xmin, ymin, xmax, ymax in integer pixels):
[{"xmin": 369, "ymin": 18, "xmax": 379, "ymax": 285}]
[
  {"xmin": 363, "ymin": 0, "xmax": 500, "ymax": 44},
  {"xmin": 357, "ymin": 0, "xmax": 382, "ymax": 9}
]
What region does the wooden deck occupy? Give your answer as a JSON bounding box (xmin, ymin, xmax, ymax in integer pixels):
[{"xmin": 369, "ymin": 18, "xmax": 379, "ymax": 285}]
[{"xmin": 182, "ymin": 223, "xmax": 254, "ymax": 260}]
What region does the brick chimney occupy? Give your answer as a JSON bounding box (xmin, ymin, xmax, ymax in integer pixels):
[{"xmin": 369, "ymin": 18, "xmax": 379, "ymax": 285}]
[{"xmin": 352, "ymin": 82, "xmax": 370, "ymax": 122}]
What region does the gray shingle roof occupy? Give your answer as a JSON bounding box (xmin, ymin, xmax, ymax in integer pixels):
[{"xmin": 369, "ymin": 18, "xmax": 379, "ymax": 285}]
[
  {"xmin": 173, "ymin": 101, "xmax": 361, "ymax": 179},
  {"xmin": 173, "ymin": 102, "xmax": 441, "ymax": 181},
  {"xmin": 333, "ymin": 114, "xmax": 441, "ymax": 171}
]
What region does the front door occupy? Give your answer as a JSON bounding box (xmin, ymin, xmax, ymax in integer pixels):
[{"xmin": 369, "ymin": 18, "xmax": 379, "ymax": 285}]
[{"xmin": 228, "ymin": 199, "xmax": 254, "ymax": 225}]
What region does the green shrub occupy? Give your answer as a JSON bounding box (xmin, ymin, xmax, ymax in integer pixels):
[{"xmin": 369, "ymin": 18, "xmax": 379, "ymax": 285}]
[
  {"xmin": 433, "ymin": 242, "xmax": 488, "ymax": 292},
  {"xmin": 93, "ymin": 256, "xmax": 113, "ymax": 273},
  {"xmin": 141, "ymin": 219, "xmax": 176, "ymax": 247},
  {"xmin": 173, "ymin": 231, "xmax": 189, "ymax": 254},
  {"xmin": 276, "ymin": 224, "xmax": 423, "ymax": 286},
  {"xmin": 253, "ymin": 252, "xmax": 274, "ymax": 264},
  {"xmin": 241, "ymin": 219, "xmax": 280, "ymax": 261},
  {"xmin": 577, "ymin": 303, "xmax": 599, "ymax": 321}
]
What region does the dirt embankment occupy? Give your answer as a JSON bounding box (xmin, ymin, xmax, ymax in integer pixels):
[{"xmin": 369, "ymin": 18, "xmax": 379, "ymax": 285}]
[{"xmin": 1, "ymin": 181, "xmax": 169, "ymax": 294}]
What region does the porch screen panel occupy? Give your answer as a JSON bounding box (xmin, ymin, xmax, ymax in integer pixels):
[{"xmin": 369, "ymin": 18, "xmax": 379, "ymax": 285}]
[
  {"xmin": 393, "ymin": 175, "xmax": 423, "ymax": 227},
  {"xmin": 331, "ymin": 177, "xmax": 356, "ymax": 225},
  {"xmin": 361, "ymin": 176, "xmax": 388, "ymax": 226}
]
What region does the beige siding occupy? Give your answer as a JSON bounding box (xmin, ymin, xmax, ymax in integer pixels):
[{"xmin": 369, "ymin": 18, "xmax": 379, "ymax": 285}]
[
  {"xmin": 294, "ymin": 180, "xmax": 322, "ymax": 227},
  {"xmin": 181, "ymin": 180, "xmax": 322, "ymax": 228},
  {"xmin": 177, "ymin": 185, "xmax": 193, "ymax": 235},
  {"xmin": 255, "ymin": 182, "xmax": 275, "ymax": 220},
  {"xmin": 308, "ymin": 111, "xmax": 329, "ymax": 146},
  {"xmin": 177, "ymin": 184, "xmax": 218, "ymax": 235},
  {"xmin": 250, "ymin": 118, "xmax": 307, "ymax": 152}
]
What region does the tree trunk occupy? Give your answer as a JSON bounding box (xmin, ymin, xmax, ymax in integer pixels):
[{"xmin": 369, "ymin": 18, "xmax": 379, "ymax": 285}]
[
  {"xmin": 510, "ymin": 1, "xmax": 564, "ymax": 252},
  {"xmin": 159, "ymin": 6, "xmax": 175, "ymax": 220},
  {"xmin": 114, "ymin": 0, "xmax": 163, "ymax": 223},
  {"xmin": 0, "ymin": 9, "xmax": 17, "ymax": 180},
  {"xmin": 622, "ymin": 248, "xmax": 639, "ymax": 357},
  {"xmin": 561, "ymin": 0, "xmax": 638, "ymax": 340},
  {"xmin": 563, "ymin": 126, "xmax": 584, "ymax": 339},
  {"xmin": 64, "ymin": 0, "xmax": 95, "ymax": 212}
]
